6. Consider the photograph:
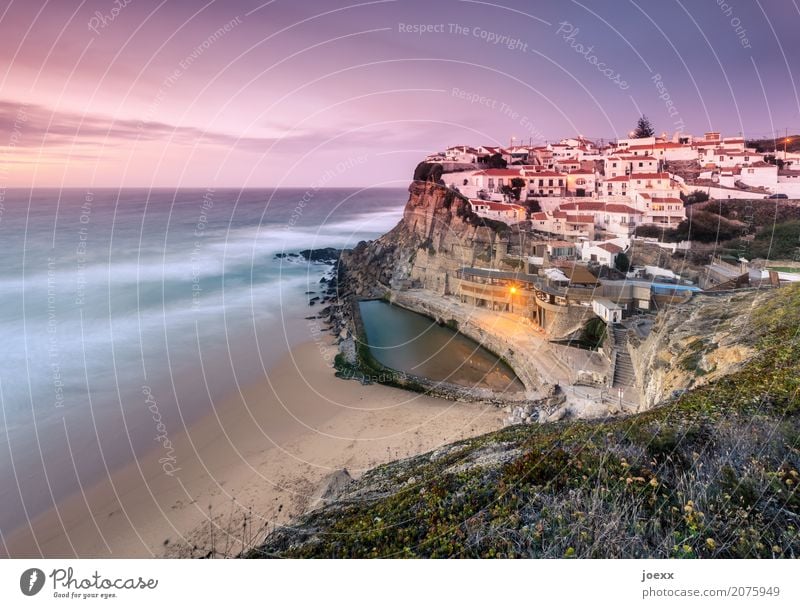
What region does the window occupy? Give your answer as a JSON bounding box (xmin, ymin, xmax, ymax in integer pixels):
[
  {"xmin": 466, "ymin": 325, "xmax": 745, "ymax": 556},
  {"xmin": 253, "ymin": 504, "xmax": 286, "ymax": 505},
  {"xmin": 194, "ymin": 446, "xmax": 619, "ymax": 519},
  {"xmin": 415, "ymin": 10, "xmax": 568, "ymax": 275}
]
[
  {"xmin": 548, "ymin": 179, "xmax": 554, "ymax": 186},
  {"xmin": 488, "ymin": 179, "xmax": 495, "ymax": 188},
  {"xmin": 638, "ymin": 162, "xmax": 643, "ymax": 167},
  {"xmin": 576, "ymin": 178, "xmax": 586, "ymax": 185}
]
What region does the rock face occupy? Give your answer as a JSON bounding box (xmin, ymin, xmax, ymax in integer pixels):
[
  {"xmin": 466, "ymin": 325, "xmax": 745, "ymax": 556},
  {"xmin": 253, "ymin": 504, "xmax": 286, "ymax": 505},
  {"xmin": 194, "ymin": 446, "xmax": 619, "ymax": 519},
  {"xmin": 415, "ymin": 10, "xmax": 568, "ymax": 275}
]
[
  {"xmin": 629, "ymin": 289, "xmax": 766, "ymax": 409},
  {"xmin": 338, "ymin": 180, "xmax": 512, "ymax": 298}
]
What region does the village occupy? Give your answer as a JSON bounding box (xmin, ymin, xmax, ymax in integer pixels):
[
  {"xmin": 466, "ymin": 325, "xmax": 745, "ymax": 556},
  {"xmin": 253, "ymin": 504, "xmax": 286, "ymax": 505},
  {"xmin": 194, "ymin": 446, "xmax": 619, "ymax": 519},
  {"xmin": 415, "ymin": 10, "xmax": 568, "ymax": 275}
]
[
  {"xmin": 421, "ymin": 126, "xmax": 799, "ymax": 327},
  {"xmin": 348, "ymin": 125, "xmax": 800, "ymax": 415}
]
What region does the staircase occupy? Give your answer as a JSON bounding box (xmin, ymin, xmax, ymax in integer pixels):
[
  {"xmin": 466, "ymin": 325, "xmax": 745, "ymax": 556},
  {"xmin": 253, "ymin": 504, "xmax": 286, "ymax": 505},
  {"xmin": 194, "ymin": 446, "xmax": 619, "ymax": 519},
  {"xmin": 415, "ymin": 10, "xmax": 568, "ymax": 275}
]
[{"xmin": 611, "ymin": 325, "xmax": 635, "ymax": 389}]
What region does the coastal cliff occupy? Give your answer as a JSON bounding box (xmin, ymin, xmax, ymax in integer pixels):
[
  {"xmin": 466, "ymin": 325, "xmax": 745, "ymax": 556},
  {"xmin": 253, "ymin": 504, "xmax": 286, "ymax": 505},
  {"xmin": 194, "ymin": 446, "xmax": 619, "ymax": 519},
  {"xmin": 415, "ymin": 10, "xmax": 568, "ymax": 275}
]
[
  {"xmin": 336, "ymin": 179, "xmax": 511, "ymax": 299},
  {"xmin": 250, "ymin": 284, "xmax": 800, "ymax": 558}
]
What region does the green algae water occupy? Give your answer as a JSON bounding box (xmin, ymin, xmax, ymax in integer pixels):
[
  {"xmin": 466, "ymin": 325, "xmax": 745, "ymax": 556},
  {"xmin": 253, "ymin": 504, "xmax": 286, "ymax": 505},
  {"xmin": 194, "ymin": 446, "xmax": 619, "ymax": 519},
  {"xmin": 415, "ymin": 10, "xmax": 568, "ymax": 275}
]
[{"xmin": 358, "ymin": 300, "xmax": 524, "ymax": 393}]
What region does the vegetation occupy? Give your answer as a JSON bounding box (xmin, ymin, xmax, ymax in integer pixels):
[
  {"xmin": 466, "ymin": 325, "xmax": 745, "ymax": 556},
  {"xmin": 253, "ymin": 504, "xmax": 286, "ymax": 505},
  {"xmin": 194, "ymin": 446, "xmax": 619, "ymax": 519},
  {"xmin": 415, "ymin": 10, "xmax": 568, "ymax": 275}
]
[
  {"xmin": 680, "ymin": 189, "xmax": 710, "ymax": 205},
  {"xmin": 746, "ymin": 135, "xmax": 800, "ymax": 154},
  {"xmin": 524, "ymin": 199, "xmax": 541, "ymax": 214},
  {"xmin": 705, "ymin": 199, "xmax": 800, "ymax": 227},
  {"xmin": 253, "ymin": 285, "xmax": 800, "ymax": 558},
  {"xmin": 729, "ymin": 220, "xmax": 800, "ymax": 260},
  {"xmin": 510, "ymin": 177, "xmax": 526, "ymax": 201},
  {"xmin": 633, "ymin": 115, "xmax": 655, "ymax": 138},
  {"xmin": 485, "ymin": 153, "xmax": 507, "ymax": 169},
  {"xmin": 579, "ymin": 317, "xmax": 607, "ymax": 348},
  {"xmin": 673, "ymin": 210, "xmax": 747, "ymax": 243},
  {"xmin": 614, "ymin": 251, "xmax": 630, "ymax": 273},
  {"xmin": 634, "ymin": 224, "xmax": 679, "ymax": 240},
  {"xmin": 413, "ymin": 162, "xmax": 444, "ymax": 183}
]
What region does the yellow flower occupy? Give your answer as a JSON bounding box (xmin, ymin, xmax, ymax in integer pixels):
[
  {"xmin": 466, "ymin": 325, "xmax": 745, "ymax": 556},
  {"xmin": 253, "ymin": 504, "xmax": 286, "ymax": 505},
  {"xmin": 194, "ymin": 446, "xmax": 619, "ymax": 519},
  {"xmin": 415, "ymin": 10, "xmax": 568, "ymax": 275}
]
[{"xmin": 705, "ymin": 538, "xmax": 717, "ymax": 550}]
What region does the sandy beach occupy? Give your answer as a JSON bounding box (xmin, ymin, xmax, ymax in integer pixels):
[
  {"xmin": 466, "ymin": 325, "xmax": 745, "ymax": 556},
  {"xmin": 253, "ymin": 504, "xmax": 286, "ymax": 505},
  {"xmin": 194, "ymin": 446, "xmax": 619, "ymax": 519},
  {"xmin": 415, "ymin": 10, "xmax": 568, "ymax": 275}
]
[{"xmin": 4, "ymin": 337, "xmax": 504, "ymax": 558}]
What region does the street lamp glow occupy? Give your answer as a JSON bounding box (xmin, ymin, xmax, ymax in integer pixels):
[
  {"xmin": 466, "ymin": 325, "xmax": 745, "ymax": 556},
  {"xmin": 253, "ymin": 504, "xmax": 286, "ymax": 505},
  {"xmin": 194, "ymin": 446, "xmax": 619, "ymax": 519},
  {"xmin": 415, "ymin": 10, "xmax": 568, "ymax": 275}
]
[{"xmin": 509, "ymin": 286, "xmax": 517, "ymax": 294}]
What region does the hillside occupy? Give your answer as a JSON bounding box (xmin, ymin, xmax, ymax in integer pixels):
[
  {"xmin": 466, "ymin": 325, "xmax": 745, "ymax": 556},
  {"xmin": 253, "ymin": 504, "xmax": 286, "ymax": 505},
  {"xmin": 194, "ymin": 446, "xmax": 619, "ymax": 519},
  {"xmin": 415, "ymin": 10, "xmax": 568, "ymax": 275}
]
[
  {"xmin": 746, "ymin": 135, "xmax": 800, "ymax": 154},
  {"xmin": 250, "ymin": 285, "xmax": 800, "ymax": 558}
]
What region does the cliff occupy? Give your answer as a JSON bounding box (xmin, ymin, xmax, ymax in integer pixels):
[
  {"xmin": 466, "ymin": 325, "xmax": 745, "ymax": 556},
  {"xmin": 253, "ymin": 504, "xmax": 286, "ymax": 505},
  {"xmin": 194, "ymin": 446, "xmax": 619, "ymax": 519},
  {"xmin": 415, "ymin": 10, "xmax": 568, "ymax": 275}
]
[
  {"xmin": 337, "ymin": 180, "xmax": 513, "ymax": 298},
  {"xmin": 629, "ymin": 289, "xmax": 765, "ymax": 410},
  {"xmin": 250, "ymin": 284, "xmax": 800, "ymax": 558}
]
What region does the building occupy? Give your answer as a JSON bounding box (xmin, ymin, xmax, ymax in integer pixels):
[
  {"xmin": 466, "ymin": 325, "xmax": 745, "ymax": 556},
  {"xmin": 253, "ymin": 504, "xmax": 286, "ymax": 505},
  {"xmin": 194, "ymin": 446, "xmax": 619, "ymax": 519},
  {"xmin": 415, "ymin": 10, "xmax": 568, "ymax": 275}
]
[
  {"xmin": 581, "ymin": 241, "xmax": 624, "ymax": 267},
  {"xmin": 529, "ymin": 211, "xmax": 595, "ymax": 240},
  {"xmin": 523, "ymin": 170, "xmax": 567, "ymax": 197},
  {"xmin": 559, "ymin": 201, "xmax": 644, "ymax": 236},
  {"xmin": 566, "ymin": 169, "xmax": 597, "ymax": 196},
  {"xmin": 592, "ymin": 298, "xmax": 623, "ymax": 323},
  {"xmin": 635, "ymin": 193, "xmax": 686, "ymax": 227},
  {"xmin": 604, "ymin": 155, "xmax": 660, "ymax": 177},
  {"xmin": 455, "ymin": 267, "xmax": 537, "ymax": 313},
  {"xmin": 470, "ymin": 168, "xmax": 525, "ymax": 198},
  {"xmin": 469, "ymin": 199, "xmax": 527, "ymax": 224}
]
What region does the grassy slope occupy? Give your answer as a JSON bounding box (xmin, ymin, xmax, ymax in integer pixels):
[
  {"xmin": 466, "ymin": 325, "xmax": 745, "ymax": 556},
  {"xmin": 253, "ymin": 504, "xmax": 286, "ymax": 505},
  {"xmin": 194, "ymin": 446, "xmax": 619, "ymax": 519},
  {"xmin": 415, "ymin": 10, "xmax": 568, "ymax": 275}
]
[{"xmin": 253, "ymin": 285, "xmax": 800, "ymax": 559}]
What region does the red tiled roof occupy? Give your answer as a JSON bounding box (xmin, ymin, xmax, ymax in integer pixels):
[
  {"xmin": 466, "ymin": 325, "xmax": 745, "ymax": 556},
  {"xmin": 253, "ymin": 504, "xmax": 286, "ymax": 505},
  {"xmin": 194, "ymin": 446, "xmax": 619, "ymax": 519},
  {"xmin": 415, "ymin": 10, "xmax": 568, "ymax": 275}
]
[
  {"xmin": 524, "ymin": 170, "xmax": 567, "ymax": 177},
  {"xmin": 628, "ymin": 172, "xmax": 670, "ymax": 179},
  {"xmin": 566, "ymin": 214, "xmax": 595, "ymax": 223},
  {"xmin": 597, "ymin": 242, "xmax": 623, "ymax": 253},
  {"xmin": 559, "ymin": 202, "xmax": 641, "ymax": 215},
  {"xmin": 605, "ymin": 204, "xmax": 641, "ymax": 214},
  {"xmin": 651, "ymin": 197, "xmax": 682, "ymax": 203},
  {"xmin": 474, "ymin": 168, "xmax": 523, "ymax": 177}
]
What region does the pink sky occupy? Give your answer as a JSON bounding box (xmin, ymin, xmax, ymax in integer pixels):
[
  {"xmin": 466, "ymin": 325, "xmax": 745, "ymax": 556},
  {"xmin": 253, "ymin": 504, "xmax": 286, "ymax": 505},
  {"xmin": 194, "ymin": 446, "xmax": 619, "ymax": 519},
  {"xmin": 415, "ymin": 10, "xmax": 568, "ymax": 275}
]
[{"xmin": 1, "ymin": 0, "xmax": 799, "ymax": 187}]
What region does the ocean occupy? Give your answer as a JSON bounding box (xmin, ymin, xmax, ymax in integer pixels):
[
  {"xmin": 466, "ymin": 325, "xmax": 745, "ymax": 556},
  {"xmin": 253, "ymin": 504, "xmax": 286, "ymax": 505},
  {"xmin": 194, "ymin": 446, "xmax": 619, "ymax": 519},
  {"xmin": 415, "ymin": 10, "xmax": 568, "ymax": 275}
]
[{"xmin": 0, "ymin": 187, "xmax": 406, "ymax": 537}]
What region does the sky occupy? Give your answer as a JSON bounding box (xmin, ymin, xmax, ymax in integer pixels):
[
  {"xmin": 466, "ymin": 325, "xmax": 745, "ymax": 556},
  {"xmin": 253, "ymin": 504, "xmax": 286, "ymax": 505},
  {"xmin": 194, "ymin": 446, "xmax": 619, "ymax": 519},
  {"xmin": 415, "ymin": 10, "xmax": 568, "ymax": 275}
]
[{"xmin": 0, "ymin": 0, "xmax": 799, "ymax": 187}]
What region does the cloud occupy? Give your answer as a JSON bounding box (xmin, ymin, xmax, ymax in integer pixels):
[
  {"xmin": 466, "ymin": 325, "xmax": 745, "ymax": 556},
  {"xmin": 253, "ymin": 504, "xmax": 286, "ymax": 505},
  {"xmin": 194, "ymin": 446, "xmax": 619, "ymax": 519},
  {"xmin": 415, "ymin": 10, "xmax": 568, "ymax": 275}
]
[{"xmin": 0, "ymin": 99, "xmax": 428, "ymax": 156}]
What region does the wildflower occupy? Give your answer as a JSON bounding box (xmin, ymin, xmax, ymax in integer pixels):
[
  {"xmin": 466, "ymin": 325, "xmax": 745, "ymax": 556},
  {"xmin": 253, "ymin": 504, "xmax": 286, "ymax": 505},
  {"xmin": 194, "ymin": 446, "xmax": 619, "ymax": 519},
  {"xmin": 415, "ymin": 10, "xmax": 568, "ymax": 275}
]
[{"xmin": 705, "ymin": 538, "xmax": 717, "ymax": 550}]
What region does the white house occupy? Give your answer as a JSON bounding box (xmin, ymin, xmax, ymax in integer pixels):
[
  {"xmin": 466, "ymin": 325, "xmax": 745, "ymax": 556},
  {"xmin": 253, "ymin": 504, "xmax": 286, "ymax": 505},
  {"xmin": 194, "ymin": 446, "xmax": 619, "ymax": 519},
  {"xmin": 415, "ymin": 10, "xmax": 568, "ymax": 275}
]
[
  {"xmin": 530, "ymin": 211, "xmax": 596, "ymax": 240},
  {"xmin": 737, "ymin": 162, "xmax": 779, "ymax": 189},
  {"xmin": 699, "ymin": 148, "xmax": 763, "ymax": 169},
  {"xmin": 471, "ymin": 168, "xmax": 525, "ymax": 197},
  {"xmin": 524, "ymin": 170, "xmax": 568, "ymax": 197},
  {"xmin": 592, "ymin": 297, "xmax": 623, "ymax": 324},
  {"xmin": 566, "ymin": 169, "xmax": 597, "ymax": 197},
  {"xmin": 469, "ymin": 200, "xmax": 526, "ymax": 224},
  {"xmin": 581, "ymin": 240, "xmax": 624, "ymax": 267},
  {"xmin": 635, "ymin": 193, "xmax": 686, "ymax": 227},
  {"xmin": 559, "ymin": 201, "xmax": 643, "ymax": 236},
  {"xmin": 605, "ymin": 155, "xmax": 660, "ymax": 177}
]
